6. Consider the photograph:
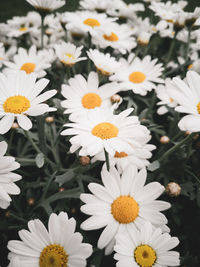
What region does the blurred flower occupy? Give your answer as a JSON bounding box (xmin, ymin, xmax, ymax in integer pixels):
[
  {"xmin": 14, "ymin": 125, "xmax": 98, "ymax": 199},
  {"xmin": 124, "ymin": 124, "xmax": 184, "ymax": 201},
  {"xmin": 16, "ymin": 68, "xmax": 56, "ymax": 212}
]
[
  {"xmin": 61, "ymin": 107, "xmax": 152, "ymax": 157},
  {"xmin": 110, "ymin": 54, "xmax": 164, "ymax": 96},
  {"xmin": 114, "ymin": 222, "xmax": 180, "ymax": 267},
  {"xmin": 26, "ymin": 0, "xmax": 65, "ymax": 13},
  {"xmin": 0, "ymin": 141, "xmax": 22, "ymax": 209},
  {"xmin": 0, "ymin": 42, "xmax": 16, "ymax": 68},
  {"xmin": 0, "ymin": 71, "xmax": 56, "ymax": 134},
  {"xmin": 61, "ymin": 72, "xmax": 120, "ymax": 120},
  {"xmin": 7, "ymin": 212, "xmax": 92, "ymax": 266},
  {"xmin": 54, "ymin": 42, "xmax": 86, "ymax": 66},
  {"xmin": 4, "ymin": 45, "xmax": 52, "ymax": 78},
  {"xmin": 80, "ymin": 166, "xmax": 170, "ymax": 252}
]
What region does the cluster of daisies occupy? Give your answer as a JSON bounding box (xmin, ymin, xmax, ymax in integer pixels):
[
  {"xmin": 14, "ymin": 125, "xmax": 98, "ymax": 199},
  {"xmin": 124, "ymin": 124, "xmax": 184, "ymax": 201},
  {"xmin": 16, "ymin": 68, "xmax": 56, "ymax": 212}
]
[{"xmin": 0, "ymin": 0, "xmax": 200, "ymax": 266}]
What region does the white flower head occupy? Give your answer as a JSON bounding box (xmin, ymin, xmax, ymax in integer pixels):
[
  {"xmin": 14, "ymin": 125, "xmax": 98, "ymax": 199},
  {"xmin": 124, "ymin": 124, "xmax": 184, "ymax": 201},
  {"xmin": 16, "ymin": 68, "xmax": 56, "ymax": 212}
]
[
  {"xmin": 110, "ymin": 54, "xmax": 164, "ymax": 96},
  {"xmin": 26, "ymin": 0, "xmax": 65, "ymax": 13},
  {"xmin": 54, "ymin": 42, "xmax": 86, "ymax": 66},
  {"xmin": 0, "ymin": 141, "xmax": 22, "ymax": 209},
  {"xmin": 4, "ymin": 45, "xmax": 52, "ymax": 78},
  {"xmin": 80, "ymin": 166, "xmax": 170, "ymax": 252},
  {"xmin": 0, "ymin": 71, "xmax": 57, "ymax": 134},
  {"xmin": 8, "ymin": 212, "xmax": 93, "ymax": 266},
  {"xmin": 168, "ymin": 71, "xmax": 200, "ymax": 132},
  {"xmin": 0, "ymin": 43, "xmax": 17, "ymax": 68},
  {"xmin": 114, "ymin": 221, "xmax": 180, "ymax": 267},
  {"xmin": 87, "ymin": 49, "xmax": 121, "ymax": 76},
  {"xmin": 61, "ymin": 108, "xmax": 151, "ymax": 157}
]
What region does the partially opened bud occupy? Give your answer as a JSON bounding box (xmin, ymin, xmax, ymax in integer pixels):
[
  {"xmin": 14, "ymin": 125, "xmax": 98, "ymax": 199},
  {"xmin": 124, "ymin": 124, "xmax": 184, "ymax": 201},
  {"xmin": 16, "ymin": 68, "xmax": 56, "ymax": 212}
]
[{"xmin": 160, "ymin": 136, "xmax": 170, "ymax": 144}]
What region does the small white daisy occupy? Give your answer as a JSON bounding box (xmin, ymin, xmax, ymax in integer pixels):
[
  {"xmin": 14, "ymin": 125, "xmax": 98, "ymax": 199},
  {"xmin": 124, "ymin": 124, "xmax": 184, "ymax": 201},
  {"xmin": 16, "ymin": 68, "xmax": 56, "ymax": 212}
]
[
  {"xmin": 168, "ymin": 71, "xmax": 200, "ymax": 132},
  {"xmin": 110, "ymin": 54, "xmax": 164, "ymax": 96},
  {"xmin": 25, "ymin": 0, "xmax": 65, "ymax": 13},
  {"xmin": 114, "ymin": 221, "xmax": 180, "ymax": 267},
  {"xmin": 155, "ymin": 78, "xmax": 177, "ymax": 115},
  {"xmin": 0, "ymin": 71, "xmax": 57, "ymax": 134},
  {"xmin": 0, "ymin": 43, "xmax": 17, "ymax": 68},
  {"xmin": 7, "ymin": 211, "xmax": 93, "ymax": 266},
  {"xmin": 0, "ymin": 141, "xmax": 22, "ymax": 209},
  {"xmin": 80, "ymin": 166, "xmax": 170, "ymax": 251},
  {"xmin": 61, "ymin": 72, "xmax": 120, "ymax": 120},
  {"xmin": 61, "ymin": 108, "xmax": 151, "ymax": 157},
  {"xmin": 79, "ymin": 0, "xmax": 114, "ymax": 12},
  {"xmin": 3, "ymin": 45, "xmax": 51, "ymax": 78},
  {"xmin": 92, "ymin": 23, "xmax": 136, "ymax": 55},
  {"xmin": 108, "ymin": 2, "xmax": 144, "ymax": 20},
  {"xmin": 87, "ymin": 49, "xmax": 121, "ymax": 76},
  {"xmin": 54, "ymin": 42, "xmax": 86, "ymax": 66}
]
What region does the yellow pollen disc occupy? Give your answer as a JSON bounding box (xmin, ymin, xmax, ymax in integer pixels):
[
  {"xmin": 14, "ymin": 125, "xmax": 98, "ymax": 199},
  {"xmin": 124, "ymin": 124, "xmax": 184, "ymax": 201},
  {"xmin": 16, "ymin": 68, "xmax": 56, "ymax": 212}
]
[
  {"xmin": 129, "ymin": 72, "xmax": 146, "ymax": 83},
  {"xmin": 111, "ymin": 196, "xmax": 139, "ymax": 224},
  {"xmin": 19, "ymin": 27, "xmax": 28, "ymax": 31},
  {"xmin": 65, "ymin": 53, "xmax": 75, "ymax": 59},
  {"xmin": 92, "ymin": 122, "xmax": 118, "ymax": 139},
  {"xmin": 40, "ymin": 244, "xmax": 68, "ymax": 267},
  {"xmin": 83, "ymin": 18, "xmax": 101, "ymax": 27},
  {"xmin": 114, "ymin": 151, "xmax": 128, "ymax": 158},
  {"xmin": 197, "ymin": 102, "xmax": 200, "ymax": 114},
  {"xmin": 134, "ymin": 245, "xmax": 157, "ymax": 267},
  {"xmin": 82, "ymin": 93, "xmax": 102, "ymax": 109},
  {"xmin": 169, "ymin": 97, "xmax": 174, "ymax": 103},
  {"xmin": 3, "ymin": 95, "xmax": 30, "ymax": 114},
  {"xmin": 103, "ymin": 32, "xmax": 119, "ymax": 42},
  {"xmin": 188, "ymin": 64, "xmax": 193, "ymax": 70},
  {"xmin": 20, "ymin": 62, "xmax": 36, "ymax": 74},
  {"xmin": 166, "ymin": 19, "xmax": 174, "ymax": 23}
]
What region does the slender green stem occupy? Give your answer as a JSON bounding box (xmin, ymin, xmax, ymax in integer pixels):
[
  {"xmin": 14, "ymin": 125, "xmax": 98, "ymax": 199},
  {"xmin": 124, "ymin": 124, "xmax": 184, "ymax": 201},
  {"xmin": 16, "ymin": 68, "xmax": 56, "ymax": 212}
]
[
  {"xmin": 25, "ymin": 131, "xmax": 40, "ymax": 153},
  {"xmin": 186, "ymin": 27, "xmax": 192, "ymax": 61},
  {"xmin": 159, "ymin": 133, "xmax": 194, "ymax": 163},
  {"xmin": 166, "ymin": 31, "xmax": 178, "ymax": 64},
  {"xmin": 36, "ymin": 116, "xmax": 47, "ymax": 155},
  {"xmin": 41, "ymin": 172, "xmax": 57, "ymax": 201},
  {"xmin": 9, "ymin": 212, "xmax": 27, "ymax": 223},
  {"xmin": 185, "ymin": 169, "xmax": 200, "ymax": 185},
  {"xmin": 104, "ymin": 149, "xmax": 110, "ymax": 171},
  {"xmin": 7, "ymin": 130, "xmax": 14, "ymax": 153},
  {"xmin": 40, "ymin": 14, "xmax": 45, "ymax": 49}
]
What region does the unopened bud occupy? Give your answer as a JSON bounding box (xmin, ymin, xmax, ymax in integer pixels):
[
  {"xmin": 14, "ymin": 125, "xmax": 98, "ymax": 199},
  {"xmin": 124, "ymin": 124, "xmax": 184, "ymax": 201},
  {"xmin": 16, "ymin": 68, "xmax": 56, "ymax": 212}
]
[
  {"xmin": 11, "ymin": 122, "xmax": 19, "ymax": 129},
  {"xmin": 185, "ymin": 130, "xmax": 192, "ymax": 136},
  {"xmin": 27, "ymin": 198, "xmax": 35, "ymax": 206},
  {"xmin": 80, "ymin": 156, "xmax": 90, "ymax": 166},
  {"xmin": 166, "ymin": 182, "xmax": 181, "ymax": 197},
  {"xmin": 71, "ymin": 208, "xmax": 76, "ymax": 214},
  {"xmin": 110, "ymin": 94, "xmax": 122, "ymax": 104},
  {"xmin": 5, "ymin": 211, "xmax": 10, "ymax": 217},
  {"xmin": 160, "ymin": 136, "xmax": 170, "ymax": 144},
  {"xmin": 59, "ymin": 187, "xmax": 65, "ymax": 192},
  {"xmin": 45, "ymin": 116, "xmax": 54, "ymax": 123}
]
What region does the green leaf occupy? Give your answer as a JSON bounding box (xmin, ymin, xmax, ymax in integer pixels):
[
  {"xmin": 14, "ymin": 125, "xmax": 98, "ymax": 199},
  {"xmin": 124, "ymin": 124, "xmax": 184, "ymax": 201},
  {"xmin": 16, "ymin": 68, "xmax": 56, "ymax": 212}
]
[
  {"xmin": 148, "ymin": 161, "xmax": 160, "ymax": 172},
  {"xmin": 35, "ymin": 153, "xmax": 45, "ymax": 168},
  {"xmin": 55, "ymin": 169, "xmax": 75, "ymax": 186}
]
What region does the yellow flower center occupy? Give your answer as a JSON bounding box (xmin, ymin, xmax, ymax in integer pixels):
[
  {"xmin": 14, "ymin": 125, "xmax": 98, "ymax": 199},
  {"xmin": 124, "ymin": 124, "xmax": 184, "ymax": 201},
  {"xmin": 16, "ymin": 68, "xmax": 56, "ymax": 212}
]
[
  {"xmin": 103, "ymin": 32, "xmax": 119, "ymax": 42},
  {"xmin": 20, "ymin": 62, "xmax": 36, "ymax": 74},
  {"xmin": 114, "ymin": 151, "xmax": 128, "ymax": 158},
  {"xmin": 92, "ymin": 122, "xmax": 118, "ymax": 139},
  {"xmin": 134, "ymin": 245, "xmax": 157, "ymax": 267},
  {"xmin": 197, "ymin": 102, "xmax": 200, "ymax": 114},
  {"xmin": 3, "ymin": 96, "xmax": 30, "ymax": 114},
  {"xmin": 65, "ymin": 53, "xmax": 74, "ymax": 59},
  {"xmin": 82, "ymin": 93, "xmax": 102, "ymax": 109},
  {"xmin": 19, "ymin": 27, "xmax": 28, "ymax": 31},
  {"xmin": 40, "ymin": 244, "xmax": 68, "ymax": 267},
  {"xmin": 83, "ymin": 18, "xmax": 101, "ymax": 27},
  {"xmin": 129, "ymin": 72, "xmax": 146, "ymax": 83},
  {"xmin": 188, "ymin": 64, "xmax": 193, "ymax": 70},
  {"xmin": 111, "ymin": 196, "xmax": 139, "ymax": 224}
]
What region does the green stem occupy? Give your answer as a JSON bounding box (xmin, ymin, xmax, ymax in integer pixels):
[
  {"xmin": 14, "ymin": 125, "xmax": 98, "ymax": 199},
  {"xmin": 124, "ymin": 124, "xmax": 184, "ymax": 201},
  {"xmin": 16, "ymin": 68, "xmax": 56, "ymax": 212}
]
[
  {"xmin": 104, "ymin": 149, "xmax": 110, "ymax": 171},
  {"xmin": 166, "ymin": 31, "xmax": 178, "ymax": 64},
  {"xmin": 185, "ymin": 169, "xmax": 200, "ymax": 185},
  {"xmin": 41, "ymin": 171, "xmax": 57, "ymax": 201},
  {"xmin": 40, "ymin": 14, "xmax": 45, "ymax": 49},
  {"xmin": 25, "ymin": 131, "xmax": 40, "ymax": 154},
  {"xmin": 9, "ymin": 212, "xmax": 27, "ymax": 223},
  {"xmin": 159, "ymin": 133, "xmax": 194, "ymax": 163},
  {"xmin": 186, "ymin": 27, "xmax": 192, "ymax": 61},
  {"xmin": 36, "ymin": 116, "xmax": 47, "ymax": 155}
]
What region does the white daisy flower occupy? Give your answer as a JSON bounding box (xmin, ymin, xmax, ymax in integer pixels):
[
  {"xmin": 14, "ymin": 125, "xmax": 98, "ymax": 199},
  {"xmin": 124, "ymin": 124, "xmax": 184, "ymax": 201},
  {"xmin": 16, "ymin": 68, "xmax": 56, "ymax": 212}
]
[
  {"xmin": 0, "ymin": 43, "xmax": 17, "ymax": 68},
  {"xmin": 79, "ymin": 0, "xmax": 114, "ymax": 12},
  {"xmin": 114, "ymin": 221, "xmax": 180, "ymax": 267},
  {"xmin": 155, "ymin": 78, "xmax": 177, "ymax": 115},
  {"xmin": 110, "ymin": 54, "xmax": 164, "ymax": 96},
  {"xmin": 3, "ymin": 45, "xmax": 51, "ymax": 78},
  {"xmin": 168, "ymin": 71, "xmax": 200, "ymax": 132},
  {"xmin": 92, "ymin": 23, "xmax": 136, "ymax": 55},
  {"xmin": 25, "ymin": 0, "xmax": 65, "ymax": 13},
  {"xmin": 92, "ymin": 142, "xmax": 156, "ymax": 172},
  {"xmin": 108, "ymin": 2, "xmax": 144, "ymax": 20},
  {"xmin": 8, "ymin": 257, "xmax": 21, "ymax": 267},
  {"xmin": 61, "ymin": 72, "xmax": 120, "ymax": 120},
  {"xmin": 87, "ymin": 49, "xmax": 121, "ymax": 76},
  {"xmin": 61, "ymin": 108, "xmax": 151, "ymax": 157},
  {"xmin": 80, "ymin": 166, "xmax": 170, "ymax": 251},
  {"xmin": 0, "ymin": 141, "xmax": 22, "ymax": 209},
  {"xmin": 0, "ymin": 71, "xmax": 57, "ymax": 134},
  {"xmin": 65, "ymin": 11, "xmax": 116, "ymax": 35},
  {"xmin": 54, "ymin": 42, "xmax": 86, "ymax": 67},
  {"xmin": 7, "ymin": 211, "xmax": 93, "ymax": 266}
]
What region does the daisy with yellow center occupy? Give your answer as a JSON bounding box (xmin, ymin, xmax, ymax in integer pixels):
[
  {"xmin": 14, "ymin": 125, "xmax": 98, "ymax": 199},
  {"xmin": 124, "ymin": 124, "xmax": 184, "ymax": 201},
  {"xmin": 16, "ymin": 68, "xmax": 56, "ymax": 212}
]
[
  {"xmin": 8, "ymin": 212, "xmax": 92, "ymax": 266},
  {"xmin": 54, "ymin": 42, "xmax": 86, "ymax": 67},
  {"xmin": 25, "ymin": 0, "xmax": 65, "ymax": 12},
  {"xmin": 110, "ymin": 53, "xmax": 164, "ymax": 96},
  {"xmin": 4, "ymin": 45, "xmax": 51, "ymax": 78},
  {"xmin": 92, "ymin": 23, "xmax": 136, "ymax": 54},
  {"xmin": 61, "ymin": 72, "xmax": 120, "ymax": 121},
  {"xmin": 80, "ymin": 166, "xmax": 170, "ymax": 252},
  {"xmin": 61, "ymin": 107, "xmax": 152, "ymax": 157},
  {"xmin": 114, "ymin": 222, "xmax": 180, "ymax": 267},
  {"xmin": 0, "ymin": 71, "xmax": 56, "ymax": 134}
]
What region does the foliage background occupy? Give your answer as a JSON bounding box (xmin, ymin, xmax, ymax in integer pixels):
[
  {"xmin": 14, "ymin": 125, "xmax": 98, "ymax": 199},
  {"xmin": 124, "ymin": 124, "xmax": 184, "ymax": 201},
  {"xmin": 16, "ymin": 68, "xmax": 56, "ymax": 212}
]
[{"xmin": 0, "ymin": 0, "xmax": 200, "ymax": 267}]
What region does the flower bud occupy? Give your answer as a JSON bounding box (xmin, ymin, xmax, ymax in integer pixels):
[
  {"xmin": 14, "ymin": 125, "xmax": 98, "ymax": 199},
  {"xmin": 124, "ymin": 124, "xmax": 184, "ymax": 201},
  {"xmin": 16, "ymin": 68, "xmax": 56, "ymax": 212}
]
[
  {"xmin": 110, "ymin": 94, "xmax": 122, "ymax": 104},
  {"xmin": 160, "ymin": 136, "xmax": 170, "ymax": 144},
  {"xmin": 80, "ymin": 156, "xmax": 90, "ymax": 166},
  {"xmin": 27, "ymin": 198, "xmax": 35, "ymax": 206},
  {"xmin": 11, "ymin": 122, "xmax": 19, "ymax": 129},
  {"xmin": 45, "ymin": 116, "xmax": 54, "ymax": 123},
  {"xmin": 166, "ymin": 182, "xmax": 181, "ymax": 197}
]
